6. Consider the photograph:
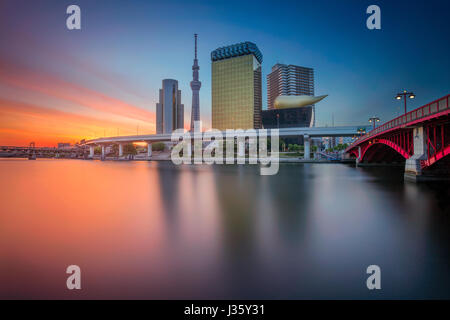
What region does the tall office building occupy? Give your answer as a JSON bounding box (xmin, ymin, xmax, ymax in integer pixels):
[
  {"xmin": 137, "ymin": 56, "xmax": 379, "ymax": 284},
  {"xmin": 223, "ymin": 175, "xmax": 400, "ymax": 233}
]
[
  {"xmin": 211, "ymin": 42, "xmax": 263, "ymax": 130},
  {"xmin": 267, "ymin": 64, "xmax": 315, "ymax": 125},
  {"xmin": 156, "ymin": 79, "xmax": 184, "ymax": 134},
  {"xmin": 190, "ymin": 34, "xmax": 201, "ymax": 131}
]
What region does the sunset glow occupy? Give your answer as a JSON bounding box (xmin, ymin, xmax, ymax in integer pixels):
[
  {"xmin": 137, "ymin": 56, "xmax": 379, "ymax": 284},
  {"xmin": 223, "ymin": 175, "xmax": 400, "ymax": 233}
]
[{"xmin": 0, "ymin": 58, "xmax": 158, "ymax": 147}]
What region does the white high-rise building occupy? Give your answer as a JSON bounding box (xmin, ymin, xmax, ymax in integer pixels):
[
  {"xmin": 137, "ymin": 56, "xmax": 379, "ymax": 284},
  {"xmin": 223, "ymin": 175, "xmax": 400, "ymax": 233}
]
[{"xmin": 156, "ymin": 79, "xmax": 184, "ymax": 134}]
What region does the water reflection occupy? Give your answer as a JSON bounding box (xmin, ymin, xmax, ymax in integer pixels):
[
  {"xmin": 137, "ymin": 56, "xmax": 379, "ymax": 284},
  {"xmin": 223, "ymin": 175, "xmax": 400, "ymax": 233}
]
[{"xmin": 0, "ymin": 159, "xmax": 449, "ymax": 299}]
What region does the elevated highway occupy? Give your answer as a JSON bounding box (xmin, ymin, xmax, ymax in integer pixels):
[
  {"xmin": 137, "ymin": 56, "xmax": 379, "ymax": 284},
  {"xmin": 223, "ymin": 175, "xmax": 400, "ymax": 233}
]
[{"xmin": 83, "ymin": 125, "xmax": 371, "ymax": 160}]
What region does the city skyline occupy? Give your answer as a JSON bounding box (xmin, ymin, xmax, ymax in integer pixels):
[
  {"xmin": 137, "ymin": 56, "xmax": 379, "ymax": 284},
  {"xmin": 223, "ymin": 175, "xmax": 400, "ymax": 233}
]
[{"xmin": 0, "ymin": 0, "xmax": 449, "ymax": 146}]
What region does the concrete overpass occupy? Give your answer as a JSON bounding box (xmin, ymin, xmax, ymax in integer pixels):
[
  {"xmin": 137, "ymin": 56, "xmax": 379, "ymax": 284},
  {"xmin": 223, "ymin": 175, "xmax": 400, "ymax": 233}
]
[{"xmin": 83, "ymin": 125, "xmax": 371, "ymax": 160}]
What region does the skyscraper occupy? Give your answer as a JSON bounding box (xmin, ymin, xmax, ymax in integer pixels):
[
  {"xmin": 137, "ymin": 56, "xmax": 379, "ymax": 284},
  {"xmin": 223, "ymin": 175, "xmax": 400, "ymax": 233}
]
[
  {"xmin": 267, "ymin": 64, "xmax": 315, "ymax": 125},
  {"xmin": 156, "ymin": 79, "xmax": 184, "ymax": 134},
  {"xmin": 190, "ymin": 34, "xmax": 201, "ymax": 131},
  {"xmin": 211, "ymin": 42, "xmax": 262, "ymax": 130}
]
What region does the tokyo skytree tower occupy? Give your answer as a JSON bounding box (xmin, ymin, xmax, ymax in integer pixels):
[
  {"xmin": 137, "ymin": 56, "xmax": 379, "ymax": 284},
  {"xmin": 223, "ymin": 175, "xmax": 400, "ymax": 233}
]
[{"xmin": 190, "ymin": 34, "xmax": 201, "ymax": 131}]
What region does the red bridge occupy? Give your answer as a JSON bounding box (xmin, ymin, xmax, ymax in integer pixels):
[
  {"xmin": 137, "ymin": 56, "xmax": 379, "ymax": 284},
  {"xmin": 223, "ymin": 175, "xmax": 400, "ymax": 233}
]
[{"xmin": 345, "ymin": 94, "xmax": 450, "ymax": 182}]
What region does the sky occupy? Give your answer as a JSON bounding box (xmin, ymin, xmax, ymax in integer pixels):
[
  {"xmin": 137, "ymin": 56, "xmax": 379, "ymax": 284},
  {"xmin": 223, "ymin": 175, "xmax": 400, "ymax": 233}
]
[{"xmin": 0, "ymin": 0, "xmax": 449, "ymax": 146}]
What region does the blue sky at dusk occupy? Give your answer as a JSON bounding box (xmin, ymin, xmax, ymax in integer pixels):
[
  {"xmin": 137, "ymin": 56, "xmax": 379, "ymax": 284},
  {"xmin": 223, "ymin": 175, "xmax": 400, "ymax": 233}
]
[{"xmin": 0, "ymin": 0, "xmax": 448, "ymax": 145}]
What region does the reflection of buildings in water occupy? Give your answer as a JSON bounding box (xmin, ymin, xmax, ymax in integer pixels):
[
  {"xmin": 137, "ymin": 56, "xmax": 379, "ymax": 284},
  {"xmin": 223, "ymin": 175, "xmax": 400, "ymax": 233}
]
[
  {"xmin": 213, "ymin": 166, "xmax": 260, "ymax": 243},
  {"xmin": 205, "ymin": 164, "xmax": 319, "ymax": 298},
  {"xmin": 210, "ymin": 165, "xmax": 260, "ymax": 292},
  {"xmin": 262, "ymin": 164, "xmax": 312, "ymax": 242},
  {"xmin": 155, "ymin": 162, "xmax": 182, "ymax": 227},
  {"xmin": 155, "ymin": 163, "xmax": 225, "ymax": 284}
]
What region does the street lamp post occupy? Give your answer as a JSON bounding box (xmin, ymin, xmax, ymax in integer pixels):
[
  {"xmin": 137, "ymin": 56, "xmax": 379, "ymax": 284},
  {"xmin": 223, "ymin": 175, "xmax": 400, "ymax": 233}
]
[
  {"xmin": 368, "ymin": 116, "xmax": 380, "ymax": 130},
  {"xmin": 357, "ymin": 128, "xmax": 366, "ymax": 137},
  {"xmin": 395, "ymin": 90, "xmax": 415, "ymax": 115}
]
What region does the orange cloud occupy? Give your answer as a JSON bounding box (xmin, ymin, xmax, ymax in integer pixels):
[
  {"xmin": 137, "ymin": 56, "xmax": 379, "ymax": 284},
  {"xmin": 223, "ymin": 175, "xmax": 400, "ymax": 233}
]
[
  {"xmin": 0, "ymin": 60, "xmax": 158, "ymax": 146},
  {"xmin": 0, "ymin": 60, "xmax": 155, "ymax": 123},
  {"xmin": 0, "ymin": 99, "xmax": 155, "ymax": 147}
]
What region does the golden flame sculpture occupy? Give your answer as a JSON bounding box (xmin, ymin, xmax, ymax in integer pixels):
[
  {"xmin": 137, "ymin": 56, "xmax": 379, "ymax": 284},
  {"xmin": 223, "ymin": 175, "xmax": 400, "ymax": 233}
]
[{"xmin": 274, "ymin": 95, "xmax": 328, "ymax": 109}]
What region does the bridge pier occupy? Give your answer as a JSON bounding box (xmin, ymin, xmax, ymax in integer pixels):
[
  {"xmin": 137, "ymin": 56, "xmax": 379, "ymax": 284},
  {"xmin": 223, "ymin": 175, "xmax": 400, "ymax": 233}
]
[
  {"xmin": 403, "ymin": 126, "xmax": 445, "ymax": 182},
  {"xmin": 355, "ymin": 146, "xmax": 362, "ymax": 166},
  {"xmin": 89, "ymin": 146, "xmax": 94, "ymax": 158},
  {"xmin": 304, "ymin": 134, "xmax": 310, "ymax": 160},
  {"xmin": 118, "ymin": 143, "xmax": 123, "ymax": 157},
  {"xmin": 404, "ymin": 127, "xmax": 427, "ymax": 182},
  {"xmin": 405, "ymin": 127, "xmax": 428, "ymax": 182}
]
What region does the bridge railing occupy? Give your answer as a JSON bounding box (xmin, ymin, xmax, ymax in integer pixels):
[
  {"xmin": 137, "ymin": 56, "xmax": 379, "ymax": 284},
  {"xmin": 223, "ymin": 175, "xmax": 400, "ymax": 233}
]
[{"xmin": 347, "ymin": 94, "xmax": 449, "ymax": 150}]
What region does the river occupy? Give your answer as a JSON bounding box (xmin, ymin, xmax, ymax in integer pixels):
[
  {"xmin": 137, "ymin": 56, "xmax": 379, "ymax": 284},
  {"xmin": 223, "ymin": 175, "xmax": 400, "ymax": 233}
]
[{"xmin": 0, "ymin": 159, "xmax": 449, "ymax": 299}]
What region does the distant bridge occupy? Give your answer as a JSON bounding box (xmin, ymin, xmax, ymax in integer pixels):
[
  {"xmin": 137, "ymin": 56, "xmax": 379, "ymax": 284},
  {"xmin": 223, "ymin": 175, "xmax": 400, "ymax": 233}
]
[
  {"xmin": 345, "ymin": 94, "xmax": 450, "ymax": 182},
  {"xmin": 83, "ymin": 125, "xmax": 371, "ymax": 160},
  {"xmin": 0, "ymin": 145, "xmax": 85, "ymax": 159}
]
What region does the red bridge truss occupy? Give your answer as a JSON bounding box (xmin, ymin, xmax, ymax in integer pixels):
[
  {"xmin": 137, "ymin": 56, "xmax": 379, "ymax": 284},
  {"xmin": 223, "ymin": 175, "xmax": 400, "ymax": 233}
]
[{"xmin": 345, "ymin": 94, "xmax": 450, "ymax": 181}]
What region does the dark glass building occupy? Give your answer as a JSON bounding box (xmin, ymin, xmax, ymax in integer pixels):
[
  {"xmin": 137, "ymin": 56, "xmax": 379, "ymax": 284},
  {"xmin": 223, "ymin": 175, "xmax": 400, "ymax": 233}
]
[
  {"xmin": 261, "ymin": 106, "xmax": 313, "ymax": 145},
  {"xmin": 262, "ymin": 106, "xmax": 313, "ymax": 129}
]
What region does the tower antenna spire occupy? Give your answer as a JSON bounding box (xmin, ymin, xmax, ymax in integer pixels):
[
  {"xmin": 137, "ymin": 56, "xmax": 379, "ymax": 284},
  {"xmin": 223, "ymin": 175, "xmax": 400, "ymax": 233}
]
[
  {"xmin": 190, "ymin": 34, "xmax": 201, "ymax": 131},
  {"xmin": 194, "ymin": 33, "xmax": 198, "ymax": 59}
]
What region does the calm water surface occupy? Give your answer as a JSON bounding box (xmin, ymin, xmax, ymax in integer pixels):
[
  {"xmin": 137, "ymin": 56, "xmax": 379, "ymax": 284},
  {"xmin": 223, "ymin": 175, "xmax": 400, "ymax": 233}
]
[{"xmin": 0, "ymin": 159, "xmax": 449, "ymax": 299}]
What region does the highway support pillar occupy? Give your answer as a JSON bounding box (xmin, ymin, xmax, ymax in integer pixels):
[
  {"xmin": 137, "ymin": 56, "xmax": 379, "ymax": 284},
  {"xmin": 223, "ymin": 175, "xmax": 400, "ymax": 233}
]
[
  {"xmin": 147, "ymin": 142, "xmax": 152, "ymax": 159},
  {"xmin": 118, "ymin": 143, "xmax": 123, "ymax": 157},
  {"xmin": 238, "ymin": 141, "xmax": 245, "ymax": 158},
  {"xmin": 101, "ymin": 145, "xmax": 106, "ymax": 161},
  {"xmin": 304, "ymin": 135, "xmax": 311, "ymax": 160}
]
